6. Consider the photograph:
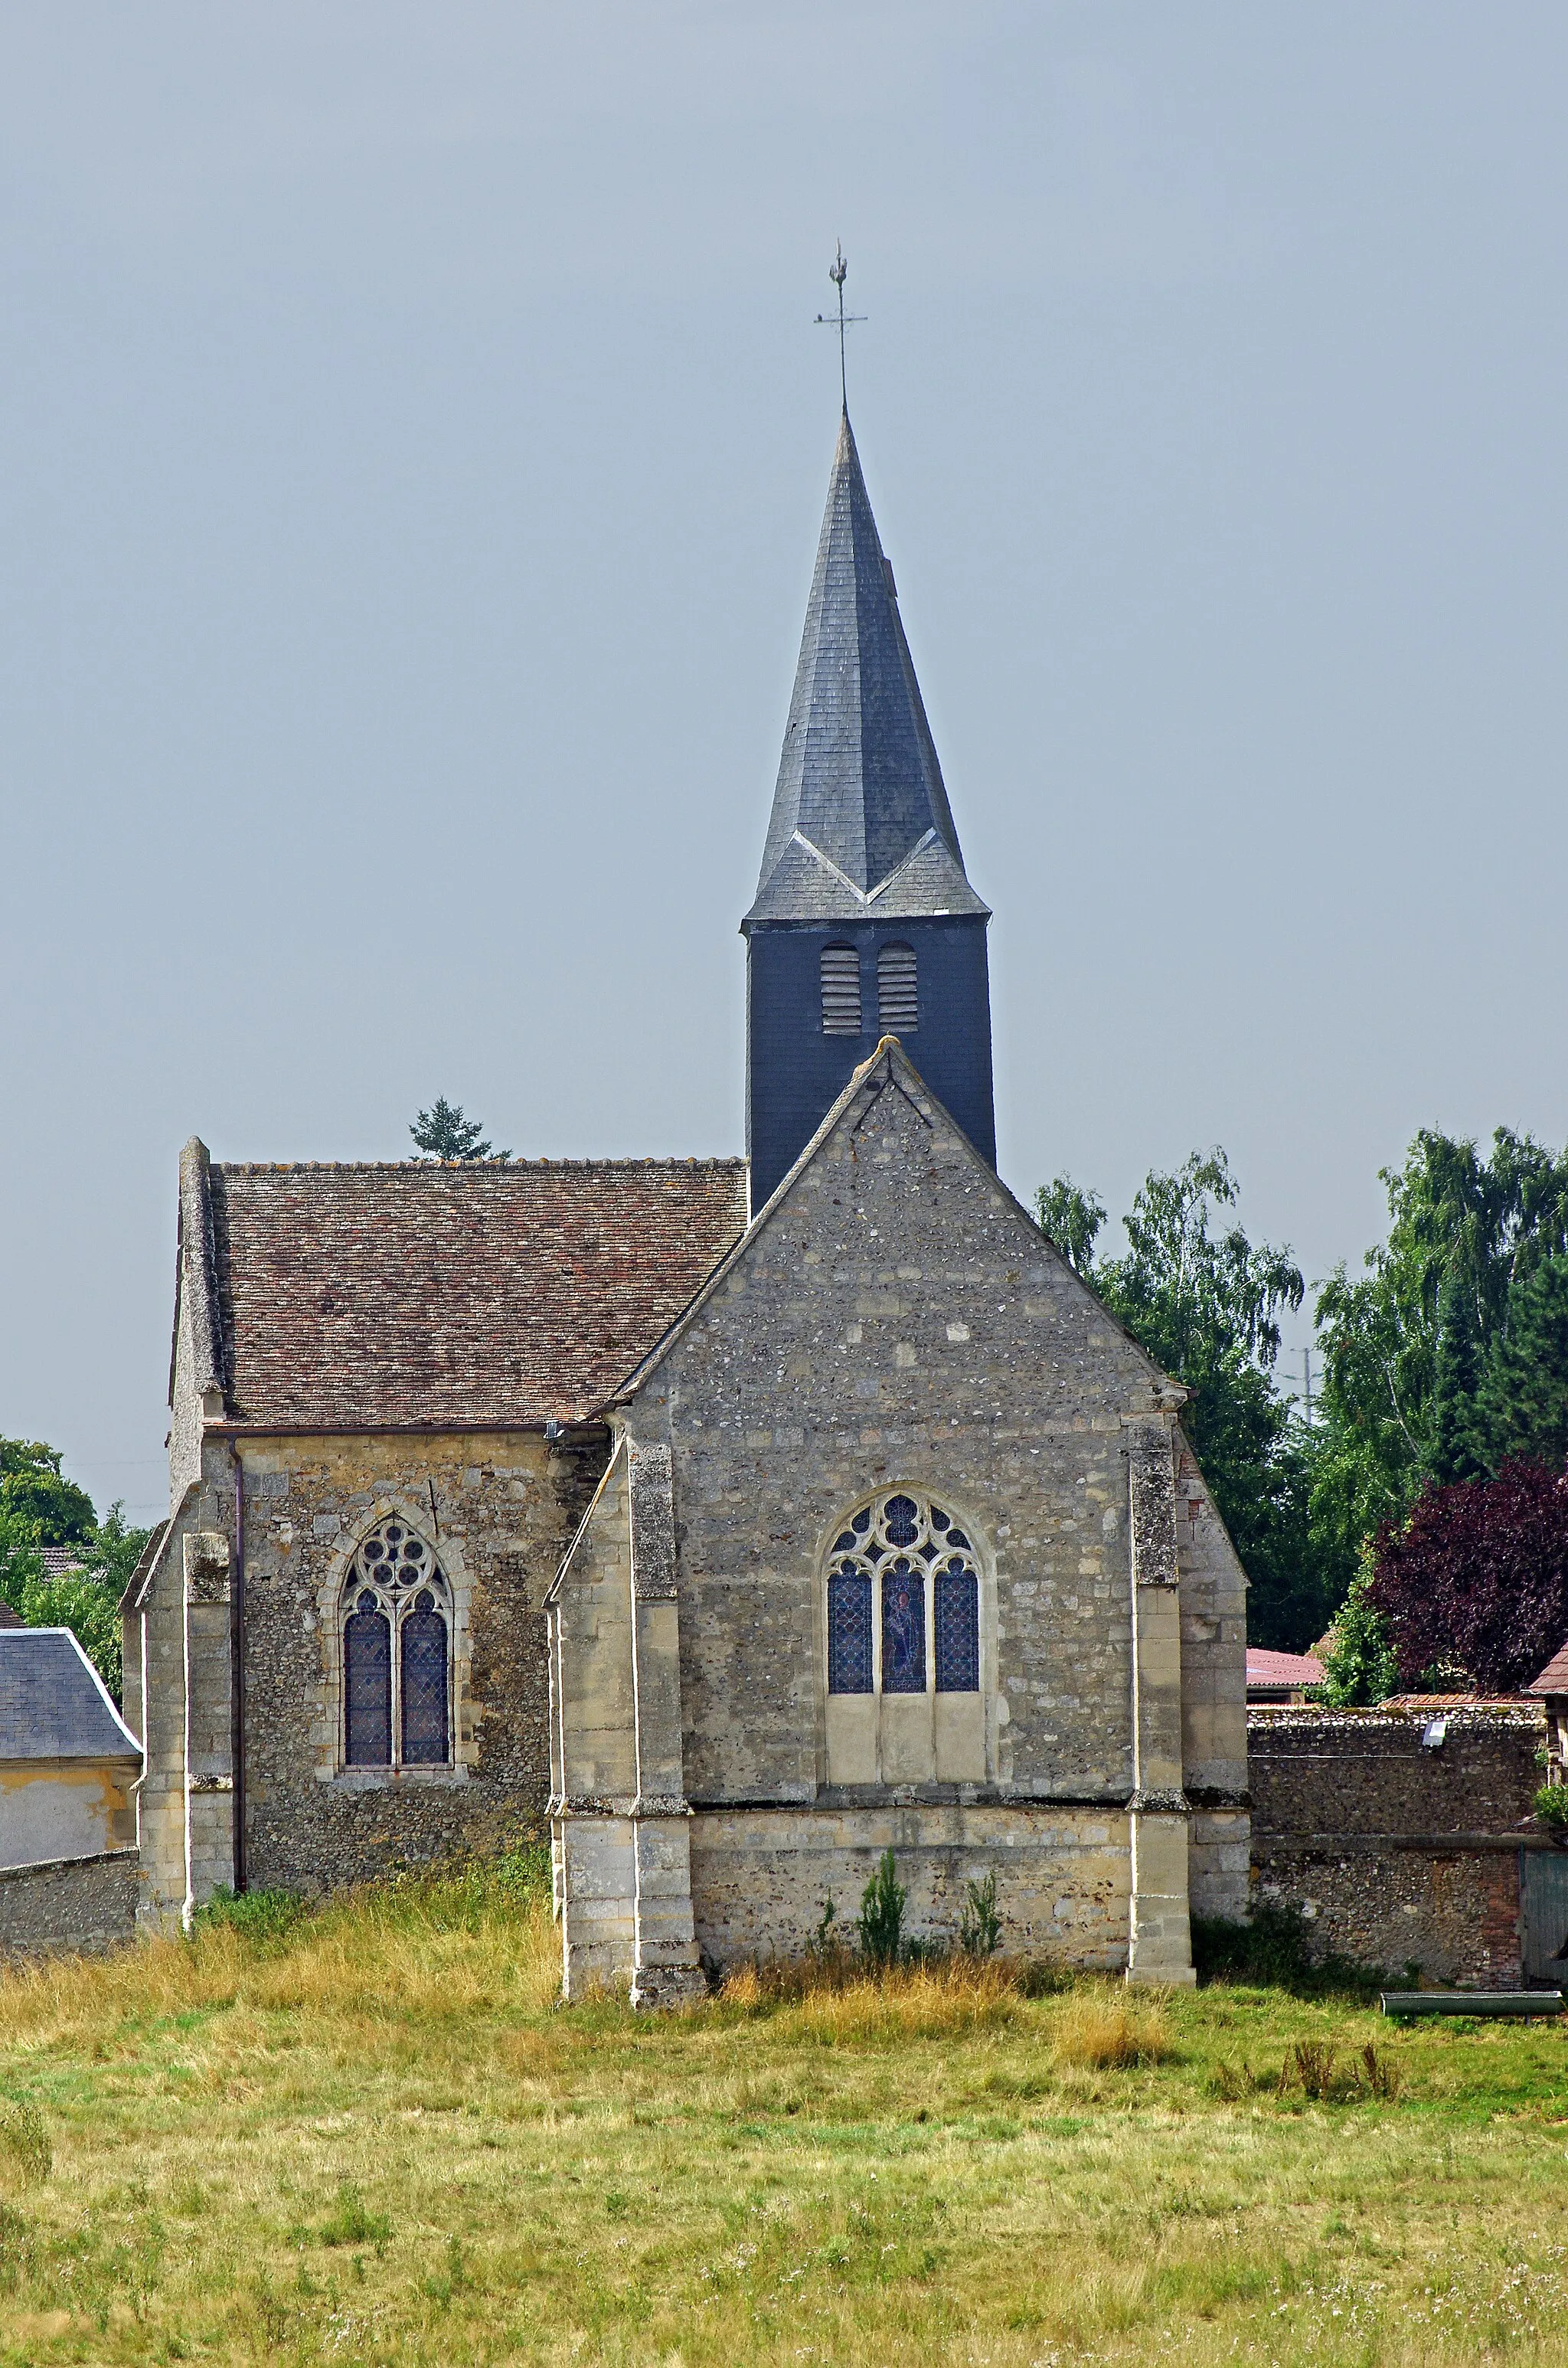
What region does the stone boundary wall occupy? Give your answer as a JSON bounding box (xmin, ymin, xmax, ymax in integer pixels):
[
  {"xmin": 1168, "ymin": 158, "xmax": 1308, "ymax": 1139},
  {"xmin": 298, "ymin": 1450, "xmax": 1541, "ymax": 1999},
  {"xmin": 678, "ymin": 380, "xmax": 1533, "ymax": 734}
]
[
  {"xmin": 1249, "ymin": 1706, "xmax": 1544, "ymax": 1985},
  {"xmin": 0, "ymin": 1847, "xmax": 139, "ymax": 1958}
]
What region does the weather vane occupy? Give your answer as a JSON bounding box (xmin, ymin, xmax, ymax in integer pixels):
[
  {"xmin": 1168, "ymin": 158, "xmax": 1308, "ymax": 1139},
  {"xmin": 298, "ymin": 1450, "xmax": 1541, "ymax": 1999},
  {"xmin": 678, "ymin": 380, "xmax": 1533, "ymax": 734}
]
[{"xmin": 815, "ymin": 242, "xmax": 866, "ymax": 412}]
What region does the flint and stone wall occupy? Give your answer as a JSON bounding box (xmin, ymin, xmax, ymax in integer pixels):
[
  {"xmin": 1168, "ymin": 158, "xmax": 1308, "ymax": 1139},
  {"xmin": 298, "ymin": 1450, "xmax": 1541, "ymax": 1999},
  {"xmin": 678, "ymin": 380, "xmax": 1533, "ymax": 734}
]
[
  {"xmin": 0, "ymin": 1848, "xmax": 139, "ymax": 1958},
  {"xmin": 133, "ymin": 1426, "xmax": 605, "ymax": 1928},
  {"xmin": 1249, "ymin": 1706, "xmax": 1544, "ymax": 1984}
]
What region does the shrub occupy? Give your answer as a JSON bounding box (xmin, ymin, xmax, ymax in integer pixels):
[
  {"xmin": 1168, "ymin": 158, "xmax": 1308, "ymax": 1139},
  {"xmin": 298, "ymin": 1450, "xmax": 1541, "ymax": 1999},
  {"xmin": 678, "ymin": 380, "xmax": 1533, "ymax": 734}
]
[
  {"xmin": 1534, "ymin": 1783, "xmax": 1568, "ymax": 1830},
  {"xmin": 194, "ymin": 1887, "xmax": 312, "ymax": 1946},
  {"xmin": 1191, "ymin": 1902, "xmax": 1380, "ymax": 1998}
]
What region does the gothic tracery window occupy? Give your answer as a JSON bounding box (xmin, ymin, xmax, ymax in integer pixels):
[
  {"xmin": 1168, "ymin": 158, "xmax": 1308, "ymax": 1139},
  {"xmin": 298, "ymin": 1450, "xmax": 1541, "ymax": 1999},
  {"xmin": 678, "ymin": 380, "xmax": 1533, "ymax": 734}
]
[
  {"xmin": 825, "ymin": 1492, "xmax": 980, "ymax": 1699},
  {"xmin": 341, "ymin": 1518, "xmax": 451, "ymax": 1768}
]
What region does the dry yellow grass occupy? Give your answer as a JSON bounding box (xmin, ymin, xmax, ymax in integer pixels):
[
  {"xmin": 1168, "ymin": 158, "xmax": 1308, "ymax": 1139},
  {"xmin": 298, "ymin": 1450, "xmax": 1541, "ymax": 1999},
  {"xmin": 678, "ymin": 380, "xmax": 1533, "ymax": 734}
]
[
  {"xmin": 0, "ymin": 1864, "xmax": 1566, "ymax": 2365},
  {"xmin": 1049, "ymin": 1984, "xmax": 1174, "ymax": 2069}
]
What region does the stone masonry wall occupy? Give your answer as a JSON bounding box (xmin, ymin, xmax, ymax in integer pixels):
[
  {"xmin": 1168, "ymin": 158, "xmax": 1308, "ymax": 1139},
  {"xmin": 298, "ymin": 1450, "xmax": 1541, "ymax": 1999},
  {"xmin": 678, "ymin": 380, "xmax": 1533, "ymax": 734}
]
[
  {"xmin": 237, "ymin": 1428, "xmax": 607, "ymax": 1896},
  {"xmin": 1250, "ymin": 1706, "xmax": 1544, "ymax": 1984},
  {"xmin": 690, "ymin": 1804, "xmax": 1131, "ymax": 1973},
  {"xmin": 133, "ymin": 1428, "xmax": 607, "ymax": 1922},
  {"xmin": 0, "ymin": 1849, "xmax": 139, "ymax": 1958},
  {"xmin": 632, "ymin": 1068, "xmax": 1237, "ymax": 1814}
]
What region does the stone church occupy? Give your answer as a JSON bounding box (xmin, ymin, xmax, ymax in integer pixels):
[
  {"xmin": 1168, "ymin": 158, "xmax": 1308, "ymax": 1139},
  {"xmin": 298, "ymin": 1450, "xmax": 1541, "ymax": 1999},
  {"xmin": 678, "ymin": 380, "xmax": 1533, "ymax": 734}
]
[{"xmin": 124, "ymin": 410, "xmax": 1249, "ymax": 1997}]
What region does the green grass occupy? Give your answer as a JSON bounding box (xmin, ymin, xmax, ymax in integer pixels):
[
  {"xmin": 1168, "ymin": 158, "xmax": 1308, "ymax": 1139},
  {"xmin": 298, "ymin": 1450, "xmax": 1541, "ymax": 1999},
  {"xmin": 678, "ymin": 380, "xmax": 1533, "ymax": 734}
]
[{"xmin": 2, "ymin": 1854, "xmax": 1568, "ymax": 2363}]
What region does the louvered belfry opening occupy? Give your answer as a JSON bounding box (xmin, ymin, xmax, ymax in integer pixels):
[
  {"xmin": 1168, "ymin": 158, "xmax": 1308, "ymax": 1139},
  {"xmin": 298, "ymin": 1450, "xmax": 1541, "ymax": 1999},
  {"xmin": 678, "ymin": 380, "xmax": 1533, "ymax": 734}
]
[
  {"xmin": 820, "ymin": 944, "xmax": 862, "ymax": 1035},
  {"xmin": 877, "ymin": 942, "xmax": 918, "ymax": 1035}
]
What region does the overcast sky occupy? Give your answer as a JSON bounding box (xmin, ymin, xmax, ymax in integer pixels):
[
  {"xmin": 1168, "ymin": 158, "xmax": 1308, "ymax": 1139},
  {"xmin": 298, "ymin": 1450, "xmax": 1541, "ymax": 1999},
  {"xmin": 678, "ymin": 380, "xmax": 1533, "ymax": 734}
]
[{"xmin": 2, "ymin": 3, "xmax": 1566, "ymax": 1523}]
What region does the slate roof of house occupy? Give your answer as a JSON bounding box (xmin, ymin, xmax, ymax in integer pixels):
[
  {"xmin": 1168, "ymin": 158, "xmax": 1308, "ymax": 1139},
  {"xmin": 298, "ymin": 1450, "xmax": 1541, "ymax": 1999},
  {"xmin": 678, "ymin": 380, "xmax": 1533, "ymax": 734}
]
[
  {"xmin": 201, "ymin": 1156, "xmax": 750, "ymax": 1428},
  {"xmin": 0, "ymin": 1629, "xmax": 140, "ymax": 1763},
  {"xmin": 1245, "ymin": 1649, "xmax": 1325, "ymax": 1693},
  {"xmin": 744, "ymin": 410, "xmax": 989, "ymax": 929}
]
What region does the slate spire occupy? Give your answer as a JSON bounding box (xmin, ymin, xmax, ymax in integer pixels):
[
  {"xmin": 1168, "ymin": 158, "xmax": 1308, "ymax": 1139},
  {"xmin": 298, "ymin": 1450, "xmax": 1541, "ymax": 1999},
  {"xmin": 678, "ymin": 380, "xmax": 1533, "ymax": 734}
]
[
  {"xmin": 744, "ymin": 412, "xmax": 988, "ymax": 927},
  {"xmin": 742, "ymin": 408, "xmax": 995, "ymax": 1209}
]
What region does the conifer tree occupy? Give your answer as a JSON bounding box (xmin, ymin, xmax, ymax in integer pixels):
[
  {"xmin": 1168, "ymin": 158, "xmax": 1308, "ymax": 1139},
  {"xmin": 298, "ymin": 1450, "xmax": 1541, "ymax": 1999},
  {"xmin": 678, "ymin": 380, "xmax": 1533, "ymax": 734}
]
[
  {"xmin": 1425, "ymin": 1264, "xmax": 1488, "ymax": 1485},
  {"xmin": 1478, "ymin": 1252, "xmax": 1568, "ymax": 1473},
  {"xmin": 408, "ymin": 1098, "xmax": 511, "ymax": 1163}
]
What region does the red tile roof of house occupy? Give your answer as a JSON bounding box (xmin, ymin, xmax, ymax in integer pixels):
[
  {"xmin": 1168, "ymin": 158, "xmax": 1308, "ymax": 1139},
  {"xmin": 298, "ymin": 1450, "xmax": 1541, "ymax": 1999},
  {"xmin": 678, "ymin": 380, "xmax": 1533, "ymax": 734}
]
[
  {"xmin": 1246, "ymin": 1649, "xmax": 1325, "ymax": 1690},
  {"xmin": 1528, "ymin": 1642, "xmax": 1568, "ymax": 1695},
  {"xmin": 207, "ymin": 1159, "xmax": 750, "ymax": 1429}
]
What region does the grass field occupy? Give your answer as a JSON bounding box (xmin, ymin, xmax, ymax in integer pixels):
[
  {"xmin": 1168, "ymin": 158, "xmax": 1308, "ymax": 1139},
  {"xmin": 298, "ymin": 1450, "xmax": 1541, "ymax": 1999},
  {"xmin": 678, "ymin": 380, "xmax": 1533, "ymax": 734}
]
[{"xmin": 2, "ymin": 1857, "xmax": 1567, "ymax": 2366}]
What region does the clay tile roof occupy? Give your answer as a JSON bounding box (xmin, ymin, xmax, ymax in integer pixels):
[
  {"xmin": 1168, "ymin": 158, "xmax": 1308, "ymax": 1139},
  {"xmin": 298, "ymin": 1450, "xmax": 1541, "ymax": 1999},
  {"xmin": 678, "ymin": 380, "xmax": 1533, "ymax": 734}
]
[
  {"xmin": 1246, "ymin": 1649, "xmax": 1325, "ymax": 1690},
  {"xmin": 1529, "ymin": 1641, "xmax": 1568, "ymax": 1695},
  {"xmin": 209, "ymin": 1159, "xmax": 750, "ymax": 1428}
]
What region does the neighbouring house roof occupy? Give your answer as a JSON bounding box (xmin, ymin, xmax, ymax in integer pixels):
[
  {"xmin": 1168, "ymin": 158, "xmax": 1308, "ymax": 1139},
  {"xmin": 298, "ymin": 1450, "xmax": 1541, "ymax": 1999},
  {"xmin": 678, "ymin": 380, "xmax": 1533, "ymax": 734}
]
[
  {"xmin": 1246, "ymin": 1649, "xmax": 1325, "ymax": 1694},
  {"xmin": 1380, "ymin": 1693, "xmax": 1534, "ymax": 1711},
  {"xmin": 743, "ymin": 411, "xmax": 989, "ymax": 929},
  {"xmin": 0, "ymin": 1629, "xmax": 139, "ymax": 1763},
  {"xmin": 1528, "ymin": 1642, "xmax": 1568, "ymax": 1696},
  {"xmin": 196, "ymin": 1154, "xmax": 751, "ymax": 1429},
  {"xmin": 0, "ymin": 1601, "xmax": 21, "ymax": 1630},
  {"xmin": 39, "ymin": 1547, "xmax": 85, "ymax": 1580}
]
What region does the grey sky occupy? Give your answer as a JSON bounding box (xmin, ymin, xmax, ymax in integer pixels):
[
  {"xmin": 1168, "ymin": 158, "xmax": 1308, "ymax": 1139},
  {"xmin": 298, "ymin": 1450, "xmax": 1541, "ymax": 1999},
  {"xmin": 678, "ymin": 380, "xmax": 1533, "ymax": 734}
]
[{"xmin": 2, "ymin": 4, "xmax": 1565, "ymax": 1522}]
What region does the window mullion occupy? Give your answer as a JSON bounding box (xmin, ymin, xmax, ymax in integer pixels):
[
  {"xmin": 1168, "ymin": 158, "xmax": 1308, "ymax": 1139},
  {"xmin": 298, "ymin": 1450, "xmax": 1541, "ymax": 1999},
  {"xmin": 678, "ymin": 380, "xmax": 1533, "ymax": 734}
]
[{"xmin": 390, "ymin": 1599, "xmax": 400, "ymax": 1768}]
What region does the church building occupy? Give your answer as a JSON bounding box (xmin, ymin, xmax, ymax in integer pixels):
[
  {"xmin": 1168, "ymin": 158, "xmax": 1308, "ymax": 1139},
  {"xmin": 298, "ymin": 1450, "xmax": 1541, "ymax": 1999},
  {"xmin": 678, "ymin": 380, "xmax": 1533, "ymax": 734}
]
[{"xmin": 123, "ymin": 410, "xmax": 1250, "ymax": 1996}]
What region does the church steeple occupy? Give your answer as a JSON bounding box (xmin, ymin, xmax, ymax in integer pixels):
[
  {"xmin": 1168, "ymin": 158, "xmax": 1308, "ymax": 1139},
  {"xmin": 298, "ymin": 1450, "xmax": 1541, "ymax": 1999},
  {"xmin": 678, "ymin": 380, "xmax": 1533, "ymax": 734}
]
[{"xmin": 743, "ymin": 413, "xmax": 995, "ymax": 1207}]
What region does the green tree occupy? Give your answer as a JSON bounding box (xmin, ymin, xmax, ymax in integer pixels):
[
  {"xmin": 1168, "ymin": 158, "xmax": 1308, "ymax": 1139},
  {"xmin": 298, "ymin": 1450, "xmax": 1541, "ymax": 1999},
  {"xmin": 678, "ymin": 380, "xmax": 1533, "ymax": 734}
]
[
  {"xmin": 1426, "ymin": 1264, "xmax": 1488, "ymax": 1487},
  {"xmin": 0, "ymin": 1439, "xmax": 96, "ymax": 1547},
  {"xmin": 1317, "ymin": 1550, "xmax": 1397, "ymax": 1707},
  {"xmin": 409, "ymin": 1098, "xmax": 510, "ymax": 1162},
  {"xmin": 0, "ymin": 1447, "xmax": 149, "ymax": 1701},
  {"xmin": 1034, "ymin": 1176, "xmax": 1106, "ymax": 1279},
  {"xmin": 1475, "ymin": 1251, "xmax": 1568, "ymax": 1474},
  {"xmin": 1035, "ymin": 1152, "xmax": 1329, "ymax": 1650},
  {"xmin": 1313, "ymin": 1127, "xmax": 1568, "ymax": 1577}
]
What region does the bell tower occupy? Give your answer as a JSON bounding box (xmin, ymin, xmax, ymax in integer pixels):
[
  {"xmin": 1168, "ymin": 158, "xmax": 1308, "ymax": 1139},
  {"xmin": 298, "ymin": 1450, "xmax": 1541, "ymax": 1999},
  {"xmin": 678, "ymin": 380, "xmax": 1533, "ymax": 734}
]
[{"xmin": 742, "ymin": 411, "xmax": 995, "ymax": 1209}]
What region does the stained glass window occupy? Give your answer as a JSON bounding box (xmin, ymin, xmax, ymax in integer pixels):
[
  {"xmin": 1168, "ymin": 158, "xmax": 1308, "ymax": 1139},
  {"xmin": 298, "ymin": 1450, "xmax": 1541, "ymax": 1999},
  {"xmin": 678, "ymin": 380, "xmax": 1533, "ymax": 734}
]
[
  {"xmin": 401, "ymin": 1592, "xmax": 449, "ymax": 1763},
  {"xmin": 345, "ymin": 1595, "xmax": 391, "ymax": 1765},
  {"xmin": 825, "ymin": 1490, "xmax": 982, "ymax": 1708},
  {"xmin": 341, "ymin": 1519, "xmax": 452, "ymax": 1768},
  {"xmin": 881, "ymin": 1560, "xmax": 926, "ymax": 1693},
  {"xmin": 827, "ymin": 1570, "xmax": 874, "ymax": 1693},
  {"xmin": 935, "ymin": 1561, "xmax": 980, "ymax": 1693}
]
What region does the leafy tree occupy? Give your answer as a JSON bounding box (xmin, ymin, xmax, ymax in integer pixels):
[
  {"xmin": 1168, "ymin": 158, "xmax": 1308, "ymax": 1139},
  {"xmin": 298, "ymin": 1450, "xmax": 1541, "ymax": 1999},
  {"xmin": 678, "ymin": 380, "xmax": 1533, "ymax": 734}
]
[
  {"xmin": 1317, "ymin": 1552, "xmax": 1397, "ymax": 1707},
  {"xmin": 409, "ymin": 1098, "xmax": 510, "ymax": 1163},
  {"xmin": 0, "ymin": 1449, "xmax": 149, "ymax": 1700},
  {"xmin": 1034, "ymin": 1176, "xmax": 1106, "ymax": 1279},
  {"xmin": 1368, "ymin": 1459, "xmax": 1568, "ymax": 1695},
  {"xmin": 1475, "ymin": 1252, "xmax": 1568, "ymax": 1475},
  {"xmin": 1425, "ymin": 1265, "xmax": 1488, "ymax": 1487},
  {"xmin": 11, "ymin": 1567, "xmax": 124, "ymax": 1699},
  {"xmin": 1035, "ymin": 1151, "xmax": 1330, "ymax": 1650},
  {"xmin": 1313, "ymin": 1127, "xmax": 1568, "ymax": 1575},
  {"xmin": 0, "ymin": 1439, "xmax": 96, "ymax": 1547}
]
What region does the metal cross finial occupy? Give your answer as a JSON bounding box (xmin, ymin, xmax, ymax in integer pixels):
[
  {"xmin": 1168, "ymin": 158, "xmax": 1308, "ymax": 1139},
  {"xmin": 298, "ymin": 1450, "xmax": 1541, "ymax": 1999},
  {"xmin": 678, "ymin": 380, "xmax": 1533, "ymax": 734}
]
[{"xmin": 815, "ymin": 240, "xmax": 867, "ymax": 413}]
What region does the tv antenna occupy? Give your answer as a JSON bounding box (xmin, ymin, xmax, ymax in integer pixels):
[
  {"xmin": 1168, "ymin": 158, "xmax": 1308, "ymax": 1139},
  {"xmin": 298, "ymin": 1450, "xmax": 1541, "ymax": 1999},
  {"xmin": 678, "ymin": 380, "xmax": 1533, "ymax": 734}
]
[{"xmin": 815, "ymin": 242, "xmax": 866, "ymax": 412}]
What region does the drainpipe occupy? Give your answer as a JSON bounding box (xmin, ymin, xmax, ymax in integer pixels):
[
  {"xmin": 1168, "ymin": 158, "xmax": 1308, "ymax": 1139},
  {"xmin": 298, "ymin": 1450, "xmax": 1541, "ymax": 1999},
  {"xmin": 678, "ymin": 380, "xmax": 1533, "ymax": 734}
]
[{"xmin": 229, "ymin": 1441, "xmax": 246, "ymax": 1895}]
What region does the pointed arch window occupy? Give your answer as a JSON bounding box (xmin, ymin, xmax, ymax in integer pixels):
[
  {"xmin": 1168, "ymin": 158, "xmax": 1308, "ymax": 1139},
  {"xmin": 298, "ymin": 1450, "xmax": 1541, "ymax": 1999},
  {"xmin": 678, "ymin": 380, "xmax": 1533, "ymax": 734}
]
[
  {"xmin": 877, "ymin": 943, "xmax": 918, "ymax": 1035},
  {"xmin": 821, "ymin": 944, "xmax": 862, "ymax": 1035},
  {"xmin": 825, "ymin": 1492, "xmax": 979, "ymax": 1699},
  {"xmin": 341, "ymin": 1518, "xmax": 451, "ymax": 1768}
]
